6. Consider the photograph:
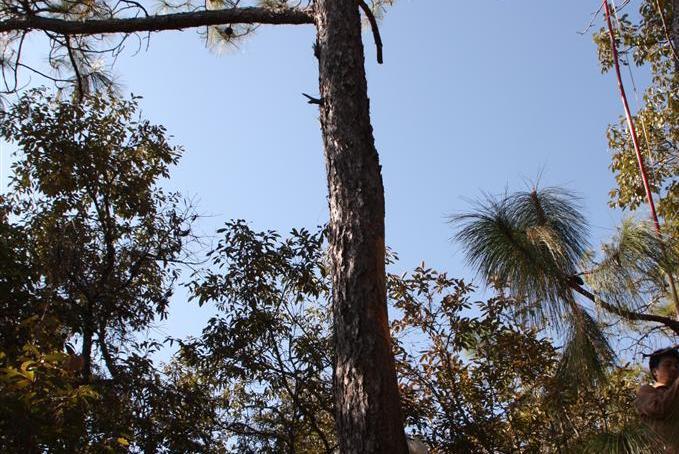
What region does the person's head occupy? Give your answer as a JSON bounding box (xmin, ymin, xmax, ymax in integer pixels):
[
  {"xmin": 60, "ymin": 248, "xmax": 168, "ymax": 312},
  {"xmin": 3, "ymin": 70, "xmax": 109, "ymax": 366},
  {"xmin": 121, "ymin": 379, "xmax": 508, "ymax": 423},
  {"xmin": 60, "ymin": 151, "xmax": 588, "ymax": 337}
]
[{"xmin": 649, "ymin": 348, "xmax": 679, "ymax": 385}]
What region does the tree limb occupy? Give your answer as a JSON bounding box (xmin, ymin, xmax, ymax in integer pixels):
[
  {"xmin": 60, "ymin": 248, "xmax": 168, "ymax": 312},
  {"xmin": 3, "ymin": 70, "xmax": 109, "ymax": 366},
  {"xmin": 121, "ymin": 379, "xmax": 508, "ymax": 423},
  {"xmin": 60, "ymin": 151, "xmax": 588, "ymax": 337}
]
[
  {"xmin": 357, "ymin": 0, "xmax": 383, "ymax": 64},
  {"xmin": 65, "ymin": 35, "xmax": 85, "ymax": 99},
  {"xmin": 569, "ymin": 281, "xmax": 679, "ymax": 335},
  {"xmin": 97, "ymin": 323, "xmax": 120, "ymax": 380},
  {"xmin": 0, "ymin": 7, "xmax": 314, "ymax": 35}
]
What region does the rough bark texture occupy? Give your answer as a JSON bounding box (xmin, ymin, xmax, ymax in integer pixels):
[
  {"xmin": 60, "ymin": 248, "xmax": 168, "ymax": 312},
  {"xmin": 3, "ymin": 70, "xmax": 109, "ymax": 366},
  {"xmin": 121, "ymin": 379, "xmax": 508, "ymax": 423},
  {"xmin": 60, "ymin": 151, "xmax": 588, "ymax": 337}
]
[
  {"xmin": 673, "ymin": 0, "xmax": 679, "ymax": 71},
  {"xmin": 314, "ymin": 2, "xmax": 407, "ymax": 452}
]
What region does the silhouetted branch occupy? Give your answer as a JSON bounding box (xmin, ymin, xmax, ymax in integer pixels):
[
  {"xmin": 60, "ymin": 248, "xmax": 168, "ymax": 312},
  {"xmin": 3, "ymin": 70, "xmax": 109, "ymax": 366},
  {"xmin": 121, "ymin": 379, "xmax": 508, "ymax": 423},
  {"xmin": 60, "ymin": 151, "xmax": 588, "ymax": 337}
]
[
  {"xmin": 358, "ymin": 0, "xmax": 383, "ymax": 64},
  {"xmin": 65, "ymin": 35, "xmax": 84, "ymax": 98},
  {"xmin": 0, "ymin": 7, "xmax": 314, "ymax": 34},
  {"xmin": 569, "ymin": 281, "xmax": 679, "ymax": 335}
]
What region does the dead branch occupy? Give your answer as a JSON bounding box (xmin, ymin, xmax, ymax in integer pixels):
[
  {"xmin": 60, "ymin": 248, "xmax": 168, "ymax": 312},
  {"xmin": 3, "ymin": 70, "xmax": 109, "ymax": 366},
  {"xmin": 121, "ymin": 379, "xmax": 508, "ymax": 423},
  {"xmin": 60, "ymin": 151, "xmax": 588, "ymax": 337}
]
[{"xmin": 358, "ymin": 0, "xmax": 383, "ymax": 64}]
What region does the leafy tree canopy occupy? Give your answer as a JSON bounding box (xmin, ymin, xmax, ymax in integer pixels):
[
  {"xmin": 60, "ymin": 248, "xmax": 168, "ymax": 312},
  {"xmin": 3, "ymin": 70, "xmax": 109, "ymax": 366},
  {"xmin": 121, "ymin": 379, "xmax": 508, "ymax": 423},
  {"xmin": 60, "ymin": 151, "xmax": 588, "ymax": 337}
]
[{"xmin": 0, "ymin": 89, "xmax": 203, "ymax": 452}]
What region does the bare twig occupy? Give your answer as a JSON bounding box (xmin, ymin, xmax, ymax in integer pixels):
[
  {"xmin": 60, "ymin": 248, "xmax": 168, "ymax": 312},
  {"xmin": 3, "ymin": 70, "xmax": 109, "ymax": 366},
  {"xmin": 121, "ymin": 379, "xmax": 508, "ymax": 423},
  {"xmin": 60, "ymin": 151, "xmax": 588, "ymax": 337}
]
[
  {"xmin": 16, "ymin": 62, "xmax": 71, "ymax": 82},
  {"xmin": 578, "ymin": 3, "xmax": 604, "ymax": 35}
]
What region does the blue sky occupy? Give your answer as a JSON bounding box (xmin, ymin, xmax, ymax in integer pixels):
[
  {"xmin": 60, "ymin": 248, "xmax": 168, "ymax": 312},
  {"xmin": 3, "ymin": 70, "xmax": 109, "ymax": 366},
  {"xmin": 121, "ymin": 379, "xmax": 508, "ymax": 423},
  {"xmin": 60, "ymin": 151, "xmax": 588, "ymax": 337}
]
[{"xmin": 1, "ymin": 0, "xmax": 652, "ymax": 343}]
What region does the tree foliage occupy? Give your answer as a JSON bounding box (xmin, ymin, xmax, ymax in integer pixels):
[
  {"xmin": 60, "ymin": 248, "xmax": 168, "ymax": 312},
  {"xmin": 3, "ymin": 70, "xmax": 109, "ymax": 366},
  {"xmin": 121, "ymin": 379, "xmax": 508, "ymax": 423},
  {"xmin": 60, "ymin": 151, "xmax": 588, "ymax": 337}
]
[
  {"xmin": 1, "ymin": 88, "xmax": 192, "ymax": 380},
  {"xmin": 0, "ymin": 89, "xmax": 207, "ymax": 452},
  {"xmin": 184, "ymin": 221, "xmax": 336, "ymax": 453},
  {"xmin": 390, "ymin": 267, "xmax": 646, "ymax": 453},
  {"xmin": 451, "ymin": 188, "xmax": 619, "ymax": 386},
  {"xmin": 448, "ymin": 184, "xmax": 679, "ymax": 450},
  {"xmin": 0, "ymin": 89, "xmax": 662, "ymax": 453},
  {"xmin": 179, "ymin": 220, "xmax": 647, "ymax": 453},
  {"xmin": 585, "ymin": 217, "xmax": 679, "ymax": 316},
  {"xmin": 593, "ymin": 1, "xmax": 678, "ymax": 234}
]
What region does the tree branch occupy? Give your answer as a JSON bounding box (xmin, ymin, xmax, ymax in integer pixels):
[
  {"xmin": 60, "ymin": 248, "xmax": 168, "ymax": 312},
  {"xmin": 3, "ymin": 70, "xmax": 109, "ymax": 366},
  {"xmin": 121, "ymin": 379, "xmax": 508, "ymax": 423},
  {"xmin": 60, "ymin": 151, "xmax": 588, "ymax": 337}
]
[
  {"xmin": 97, "ymin": 323, "xmax": 120, "ymax": 380},
  {"xmin": 65, "ymin": 35, "xmax": 85, "ymax": 99},
  {"xmin": 358, "ymin": 0, "xmax": 382, "ymax": 64},
  {"xmin": 569, "ymin": 281, "xmax": 679, "ymax": 335},
  {"xmin": 0, "ymin": 7, "xmax": 314, "ymax": 35}
]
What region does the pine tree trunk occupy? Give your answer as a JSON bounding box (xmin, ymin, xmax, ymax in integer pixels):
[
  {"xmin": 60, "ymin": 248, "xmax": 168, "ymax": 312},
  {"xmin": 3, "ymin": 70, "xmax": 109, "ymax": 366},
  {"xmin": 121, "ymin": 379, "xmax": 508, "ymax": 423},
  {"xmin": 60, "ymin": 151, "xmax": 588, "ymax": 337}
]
[
  {"xmin": 672, "ymin": 0, "xmax": 679, "ymax": 71},
  {"xmin": 314, "ymin": 1, "xmax": 407, "ymax": 452}
]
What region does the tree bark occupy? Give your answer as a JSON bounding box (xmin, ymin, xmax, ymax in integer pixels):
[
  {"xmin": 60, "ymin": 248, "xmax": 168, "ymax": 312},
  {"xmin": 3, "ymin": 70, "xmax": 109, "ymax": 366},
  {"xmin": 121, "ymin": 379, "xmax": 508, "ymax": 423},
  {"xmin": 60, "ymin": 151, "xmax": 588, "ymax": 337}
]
[
  {"xmin": 672, "ymin": 0, "xmax": 679, "ymax": 71},
  {"xmin": 314, "ymin": 2, "xmax": 407, "ymax": 452}
]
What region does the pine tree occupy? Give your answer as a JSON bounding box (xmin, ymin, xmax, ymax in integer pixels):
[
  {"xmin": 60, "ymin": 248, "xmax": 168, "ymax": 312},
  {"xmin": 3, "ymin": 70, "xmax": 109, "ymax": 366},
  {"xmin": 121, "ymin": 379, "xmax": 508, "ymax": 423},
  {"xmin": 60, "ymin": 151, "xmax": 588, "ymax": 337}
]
[{"xmin": 0, "ymin": 1, "xmax": 407, "ymax": 450}]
